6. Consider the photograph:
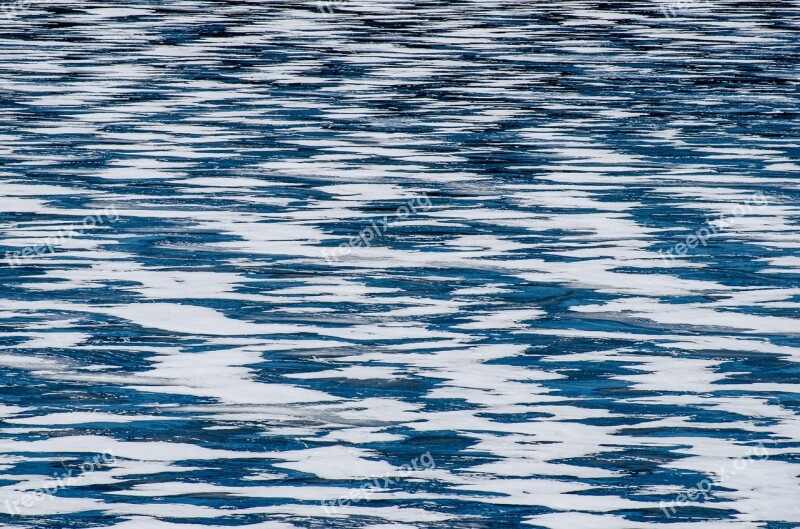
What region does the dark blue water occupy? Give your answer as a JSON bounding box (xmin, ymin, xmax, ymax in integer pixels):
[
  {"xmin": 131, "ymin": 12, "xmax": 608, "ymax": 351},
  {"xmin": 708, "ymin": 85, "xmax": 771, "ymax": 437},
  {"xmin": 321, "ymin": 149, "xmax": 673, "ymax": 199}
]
[{"xmin": 0, "ymin": 1, "xmax": 799, "ymax": 528}]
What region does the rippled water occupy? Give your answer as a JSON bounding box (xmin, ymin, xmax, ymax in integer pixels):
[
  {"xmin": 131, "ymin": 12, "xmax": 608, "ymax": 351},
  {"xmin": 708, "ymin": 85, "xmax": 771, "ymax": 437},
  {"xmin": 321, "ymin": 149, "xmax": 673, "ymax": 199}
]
[{"xmin": 1, "ymin": 1, "xmax": 799, "ymax": 528}]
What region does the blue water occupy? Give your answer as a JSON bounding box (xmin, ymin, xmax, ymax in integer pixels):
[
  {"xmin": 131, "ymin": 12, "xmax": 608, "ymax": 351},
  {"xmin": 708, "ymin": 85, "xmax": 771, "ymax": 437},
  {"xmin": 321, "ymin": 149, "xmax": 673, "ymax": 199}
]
[{"xmin": 0, "ymin": 1, "xmax": 799, "ymax": 528}]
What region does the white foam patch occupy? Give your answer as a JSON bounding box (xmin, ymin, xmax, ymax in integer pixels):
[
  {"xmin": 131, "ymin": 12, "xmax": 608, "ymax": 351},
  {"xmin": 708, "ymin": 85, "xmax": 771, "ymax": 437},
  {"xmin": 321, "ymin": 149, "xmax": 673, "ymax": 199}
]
[{"xmin": 6, "ymin": 412, "xmax": 181, "ymax": 425}]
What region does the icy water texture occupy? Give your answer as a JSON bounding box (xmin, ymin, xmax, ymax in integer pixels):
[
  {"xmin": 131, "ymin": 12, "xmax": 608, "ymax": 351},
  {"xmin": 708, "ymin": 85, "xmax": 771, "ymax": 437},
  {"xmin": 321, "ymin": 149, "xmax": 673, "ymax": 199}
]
[{"xmin": 0, "ymin": 1, "xmax": 799, "ymax": 528}]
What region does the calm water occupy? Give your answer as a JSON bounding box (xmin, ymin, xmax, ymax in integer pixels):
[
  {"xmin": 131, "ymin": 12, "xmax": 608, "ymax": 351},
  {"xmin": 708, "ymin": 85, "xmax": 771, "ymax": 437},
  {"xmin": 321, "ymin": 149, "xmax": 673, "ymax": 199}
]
[{"xmin": 0, "ymin": 1, "xmax": 799, "ymax": 528}]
